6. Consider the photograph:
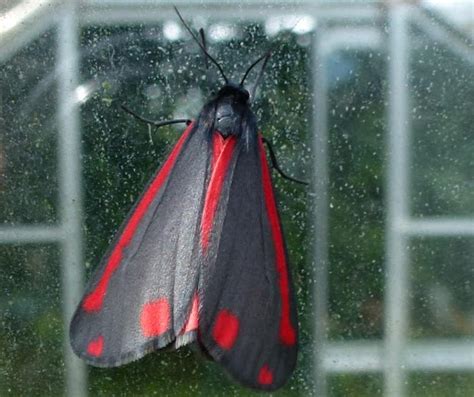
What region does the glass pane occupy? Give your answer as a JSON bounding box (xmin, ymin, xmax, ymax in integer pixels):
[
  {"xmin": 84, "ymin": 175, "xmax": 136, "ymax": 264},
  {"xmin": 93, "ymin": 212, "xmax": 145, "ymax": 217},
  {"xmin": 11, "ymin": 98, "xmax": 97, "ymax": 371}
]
[
  {"xmin": 0, "ymin": 245, "xmax": 63, "ymax": 395},
  {"xmin": 0, "ymin": 31, "xmax": 58, "ymax": 224},
  {"xmin": 410, "ymin": 26, "xmax": 474, "ymax": 217},
  {"xmin": 328, "ymin": 50, "xmax": 386, "ymax": 340},
  {"xmin": 409, "ymin": 373, "xmax": 474, "ymax": 397},
  {"xmin": 328, "ymin": 375, "xmax": 383, "ymax": 397},
  {"xmin": 410, "ymin": 237, "xmax": 474, "ymax": 339}
]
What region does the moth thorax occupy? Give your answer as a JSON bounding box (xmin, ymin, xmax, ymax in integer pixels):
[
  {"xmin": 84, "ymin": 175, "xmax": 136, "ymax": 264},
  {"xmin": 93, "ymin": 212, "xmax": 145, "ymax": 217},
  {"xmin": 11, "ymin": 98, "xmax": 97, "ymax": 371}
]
[{"xmin": 215, "ymin": 97, "xmax": 243, "ymax": 138}]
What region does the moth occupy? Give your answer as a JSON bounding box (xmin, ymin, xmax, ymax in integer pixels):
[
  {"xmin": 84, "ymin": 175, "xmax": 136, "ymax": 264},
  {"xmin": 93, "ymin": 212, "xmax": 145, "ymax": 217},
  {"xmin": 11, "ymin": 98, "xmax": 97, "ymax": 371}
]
[{"xmin": 70, "ymin": 8, "xmax": 306, "ymax": 391}]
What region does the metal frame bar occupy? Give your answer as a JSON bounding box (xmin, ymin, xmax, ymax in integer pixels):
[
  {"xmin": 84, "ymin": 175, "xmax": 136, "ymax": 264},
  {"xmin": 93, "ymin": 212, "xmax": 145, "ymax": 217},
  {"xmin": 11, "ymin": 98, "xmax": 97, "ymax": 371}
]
[
  {"xmin": 0, "ymin": 225, "xmax": 63, "ymax": 243},
  {"xmin": 384, "ymin": 5, "xmax": 412, "ymax": 397},
  {"xmin": 312, "ymin": 24, "xmax": 330, "ymax": 397},
  {"xmin": 80, "ymin": 0, "xmax": 382, "ymax": 25},
  {"xmin": 56, "ymin": 2, "xmax": 87, "ymax": 396},
  {"xmin": 400, "ymin": 218, "xmax": 474, "ymax": 236},
  {"xmin": 324, "ymin": 340, "xmax": 474, "ymax": 373}
]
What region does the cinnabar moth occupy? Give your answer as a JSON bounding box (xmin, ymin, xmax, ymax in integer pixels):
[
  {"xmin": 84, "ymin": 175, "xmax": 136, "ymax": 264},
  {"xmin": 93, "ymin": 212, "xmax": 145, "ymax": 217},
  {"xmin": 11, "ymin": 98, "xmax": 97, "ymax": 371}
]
[{"xmin": 70, "ymin": 8, "xmax": 306, "ymax": 391}]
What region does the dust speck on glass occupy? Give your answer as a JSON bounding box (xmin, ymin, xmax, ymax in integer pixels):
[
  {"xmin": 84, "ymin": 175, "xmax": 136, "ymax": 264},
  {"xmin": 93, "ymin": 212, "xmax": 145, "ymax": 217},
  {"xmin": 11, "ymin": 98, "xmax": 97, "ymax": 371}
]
[{"xmin": 0, "ymin": 1, "xmax": 472, "ymax": 396}]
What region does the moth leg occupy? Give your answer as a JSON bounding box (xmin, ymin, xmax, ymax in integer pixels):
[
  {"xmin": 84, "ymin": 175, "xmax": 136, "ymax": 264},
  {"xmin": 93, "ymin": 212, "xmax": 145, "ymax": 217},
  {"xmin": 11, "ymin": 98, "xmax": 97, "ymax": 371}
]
[
  {"xmin": 262, "ymin": 137, "xmax": 308, "ymax": 185},
  {"xmin": 121, "ymin": 104, "xmax": 191, "ymax": 128}
]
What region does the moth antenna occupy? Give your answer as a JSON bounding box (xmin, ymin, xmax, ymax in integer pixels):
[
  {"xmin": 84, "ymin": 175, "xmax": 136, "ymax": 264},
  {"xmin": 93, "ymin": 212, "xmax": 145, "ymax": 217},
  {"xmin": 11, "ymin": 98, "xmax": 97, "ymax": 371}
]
[
  {"xmin": 243, "ymin": 17, "xmax": 303, "ymax": 97},
  {"xmin": 240, "ymin": 51, "xmax": 270, "ymax": 86},
  {"xmin": 249, "ymin": 51, "xmax": 271, "ymax": 101},
  {"xmin": 199, "ymin": 28, "xmax": 209, "ymax": 70},
  {"xmin": 174, "ymin": 6, "xmax": 228, "ymax": 83}
]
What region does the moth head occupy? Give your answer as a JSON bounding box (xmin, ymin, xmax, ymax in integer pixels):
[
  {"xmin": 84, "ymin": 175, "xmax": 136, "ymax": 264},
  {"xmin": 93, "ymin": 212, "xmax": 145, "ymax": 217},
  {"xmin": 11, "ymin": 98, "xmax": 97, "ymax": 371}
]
[{"xmin": 214, "ymin": 83, "xmax": 250, "ymax": 137}]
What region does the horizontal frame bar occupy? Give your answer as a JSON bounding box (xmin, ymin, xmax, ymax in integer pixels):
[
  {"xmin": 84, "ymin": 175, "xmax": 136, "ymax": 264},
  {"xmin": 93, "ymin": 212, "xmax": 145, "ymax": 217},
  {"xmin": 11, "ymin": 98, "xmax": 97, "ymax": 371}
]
[
  {"xmin": 0, "ymin": 225, "xmax": 63, "ymax": 244},
  {"xmin": 324, "ymin": 339, "xmax": 474, "ymax": 373},
  {"xmin": 398, "ymin": 218, "xmax": 474, "ymax": 236},
  {"xmin": 80, "ymin": 1, "xmax": 382, "ymax": 25}
]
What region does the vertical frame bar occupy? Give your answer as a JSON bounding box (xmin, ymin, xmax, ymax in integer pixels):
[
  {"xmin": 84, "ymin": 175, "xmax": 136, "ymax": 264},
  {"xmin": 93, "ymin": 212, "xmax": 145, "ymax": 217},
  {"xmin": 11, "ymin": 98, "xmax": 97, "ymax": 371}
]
[
  {"xmin": 57, "ymin": 1, "xmax": 88, "ymax": 396},
  {"xmin": 384, "ymin": 4, "xmax": 412, "ymax": 397},
  {"xmin": 312, "ymin": 27, "xmax": 330, "ymax": 397}
]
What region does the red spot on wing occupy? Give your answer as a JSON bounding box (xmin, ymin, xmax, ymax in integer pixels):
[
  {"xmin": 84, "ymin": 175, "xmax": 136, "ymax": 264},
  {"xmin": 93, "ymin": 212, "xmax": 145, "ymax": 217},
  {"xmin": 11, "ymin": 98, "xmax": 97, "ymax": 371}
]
[
  {"xmin": 212, "ymin": 309, "xmax": 240, "ymax": 350},
  {"xmin": 82, "ymin": 123, "xmax": 195, "ymax": 313},
  {"xmin": 258, "ymin": 364, "xmax": 274, "ymax": 385},
  {"xmin": 140, "ymin": 297, "xmax": 171, "ymax": 337},
  {"xmin": 87, "ymin": 335, "xmax": 104, "ymax": 357},
  {"xmin": 200, "ymin": 133, "xmax": 237, "ymax": 251},
  {"xmin": 258, "ymin": 136, "xmax": 297, "ymax": 346},
  {"xmin": 180, "ymin": 293, "xmax": 199, "ymax": 334}
]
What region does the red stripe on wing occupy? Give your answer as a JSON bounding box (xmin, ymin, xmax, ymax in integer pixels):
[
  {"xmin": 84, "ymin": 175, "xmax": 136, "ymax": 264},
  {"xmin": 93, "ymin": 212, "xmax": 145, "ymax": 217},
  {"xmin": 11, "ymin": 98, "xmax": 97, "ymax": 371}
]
[
  {"xmin": 82, "ymin": 122, "xmax": 195, "ymax": 313},
  {"xmin": 258, "ymin": 135, "xmax": 296, "ymax": 346},
  {"xmin": 180, "ymin": 293, "xmax": 200, "ymax": 334},
  {"xmin": 200, "ymin": 133, "xmax": 237, "ymax": 252}
]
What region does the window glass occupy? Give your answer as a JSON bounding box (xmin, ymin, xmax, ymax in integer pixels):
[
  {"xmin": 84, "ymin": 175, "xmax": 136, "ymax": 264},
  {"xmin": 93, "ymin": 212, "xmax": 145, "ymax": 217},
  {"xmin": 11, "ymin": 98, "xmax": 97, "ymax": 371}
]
[
  {"xmin": 410, "ymin": 237, "xmax": 473, "ymax": 339},
  {"xmin": 328, "ymin": 50, "xmax": 386, "ymax": 341},
  {"xmin": 0, "ymin": 31, "xmax": 58, "ymax": 224},
  {"xmin": 410, "ymin": 27, "xmax": 474, "ymax": 217},
  {"xmin": 328, "ymin": 375, "xmax": 383, "ymax": 397},
  {"xmin": 0, "ymin": 245, "xmax": 63, "ymax": 395}
]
